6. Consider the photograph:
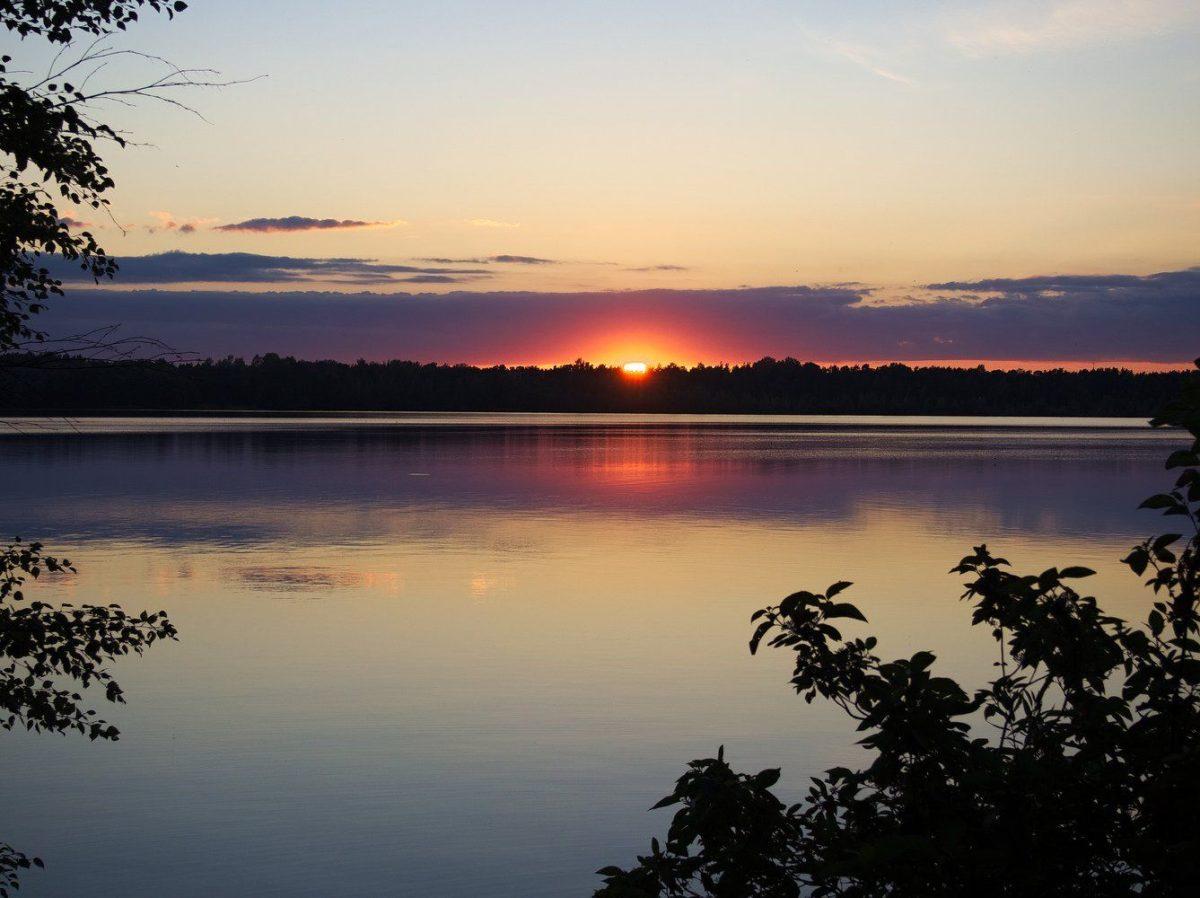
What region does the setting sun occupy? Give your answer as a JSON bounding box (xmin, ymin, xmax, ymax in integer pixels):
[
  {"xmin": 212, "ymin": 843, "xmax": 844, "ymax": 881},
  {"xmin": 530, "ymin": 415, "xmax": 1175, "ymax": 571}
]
[{"xmin": 622, "ymin": 361, "xmax": 649, "ymax": 376}]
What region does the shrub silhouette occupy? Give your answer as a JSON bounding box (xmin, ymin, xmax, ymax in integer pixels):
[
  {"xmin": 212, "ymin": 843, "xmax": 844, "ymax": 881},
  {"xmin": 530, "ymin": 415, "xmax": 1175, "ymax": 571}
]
[
  {"xmin": 596, "ymin": 362, "xmax": 1200, "ymax": 897},
  {"xmin": 0, "ymin": 540, "xmax": 177, "ymax": 895}
]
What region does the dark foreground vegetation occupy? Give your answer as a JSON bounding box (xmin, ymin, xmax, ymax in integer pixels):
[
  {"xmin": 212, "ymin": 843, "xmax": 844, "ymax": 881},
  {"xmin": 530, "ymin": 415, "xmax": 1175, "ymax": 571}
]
[
  {"xmin": 2, "ymin": 2, "xmax": 192, "ymax": 894},
  {"xmin": 0, "ymin": 353, "xmax": 1187, "ymax": 415},
  {"xmin": 596, "ymin": 362, "xmax": 1200, "ymax": 897}
]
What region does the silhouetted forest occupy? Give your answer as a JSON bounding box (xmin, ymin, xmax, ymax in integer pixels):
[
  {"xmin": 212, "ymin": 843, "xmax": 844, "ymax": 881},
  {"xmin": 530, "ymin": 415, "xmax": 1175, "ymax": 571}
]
[{"xmin": 0, "ymin": 354, "xmax": 1186, "ymax": 415}]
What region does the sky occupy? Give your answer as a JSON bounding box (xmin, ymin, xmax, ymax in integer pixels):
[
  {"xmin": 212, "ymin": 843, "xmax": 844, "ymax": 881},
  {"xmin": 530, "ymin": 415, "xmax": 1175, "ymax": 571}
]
[{"xmin": 15, "ymin": 0, "xmax": 1200, "ymax": 365}]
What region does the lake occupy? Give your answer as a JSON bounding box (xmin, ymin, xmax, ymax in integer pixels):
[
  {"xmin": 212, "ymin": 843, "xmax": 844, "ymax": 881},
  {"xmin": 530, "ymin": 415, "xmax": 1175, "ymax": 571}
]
[{"xmin": 0, "ymin": 415, "xmax": 1177, "ymax": 896}]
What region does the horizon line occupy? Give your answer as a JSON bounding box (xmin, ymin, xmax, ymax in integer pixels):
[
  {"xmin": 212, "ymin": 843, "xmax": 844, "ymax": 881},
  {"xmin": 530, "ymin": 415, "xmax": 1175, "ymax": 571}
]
[{"xmin": 151, "ymin": 353, "xmax": 1194, "ymax": 374}]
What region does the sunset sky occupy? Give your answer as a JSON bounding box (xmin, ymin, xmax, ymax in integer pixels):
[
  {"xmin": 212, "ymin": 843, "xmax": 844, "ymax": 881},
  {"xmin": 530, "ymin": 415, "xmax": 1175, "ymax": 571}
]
[{"xmin": 26, "ymin": 0, "xmax": 1200, "ymax": 365}]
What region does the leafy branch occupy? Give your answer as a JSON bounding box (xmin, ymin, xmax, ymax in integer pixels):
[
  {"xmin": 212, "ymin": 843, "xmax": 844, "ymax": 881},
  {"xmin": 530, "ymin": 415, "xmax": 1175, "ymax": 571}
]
[{"xmin": 597, "ymin": 361, "xmax": 1200, "ymax": 897}]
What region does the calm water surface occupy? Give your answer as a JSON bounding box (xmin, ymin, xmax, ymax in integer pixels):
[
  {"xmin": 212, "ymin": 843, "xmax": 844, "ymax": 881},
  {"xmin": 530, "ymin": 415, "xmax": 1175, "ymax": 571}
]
[{"xmin": 0, "ymin": 415, "xmax": 1178, "ymax": 896}]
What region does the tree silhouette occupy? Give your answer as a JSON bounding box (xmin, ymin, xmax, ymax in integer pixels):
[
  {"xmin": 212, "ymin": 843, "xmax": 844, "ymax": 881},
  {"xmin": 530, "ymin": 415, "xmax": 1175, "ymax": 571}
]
[
  {"xmin": 596, "ymin": 360, "xmax": 1200, "ymax": 897},
  {"xmin": 0, "ymin": 1, "xmax": 217, "ymax": 351},
  {"xmin": 0, "ymin": 353, "xmax": 1186, "ymax": 417},
  {"xmin": 0, "ymin": 2, "xmax": 200, "ymax": 893}
]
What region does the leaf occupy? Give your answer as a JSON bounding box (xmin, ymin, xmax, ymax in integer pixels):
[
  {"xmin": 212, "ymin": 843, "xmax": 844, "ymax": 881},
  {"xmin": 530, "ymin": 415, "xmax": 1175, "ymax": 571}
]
[
  {"xmin": 1165, "ymin": 449, "xmax": 1198, "ymax": 469},
  {"xmin": 1123, "ymin": 547, "xmax": 1150, "ymax": 576},
  {"xmin": 1151, "ymin": 534, "xmax": 1181, "ymax": 562},
  {"xmin": 911, "ymin": 651, "xmax": 936, "ymax": 670},
  {"xmin": 825, "ymin": 581, "xmax": 853, "ymax": 598},
  {"xmin": 779, "ymin": 591, "xmax": 816, "ymax": 616},
  {"xmin": 1139, "ymin": 493, "xmax": 1181, "ymax": 510},
  {"xmin": 753, "ymin": 768, "xmax": 782, "ymax": 789},
  {"xmin": 750, "ymin": 620, "xmax": 773, "ymax": 655},
  {"xmin": 1059, "ymin": 566, "xmax": 1096, "ymax": 579},
  {"xmin": 824, "ymin": 602, "xmax": 868, "ymax": 622}
]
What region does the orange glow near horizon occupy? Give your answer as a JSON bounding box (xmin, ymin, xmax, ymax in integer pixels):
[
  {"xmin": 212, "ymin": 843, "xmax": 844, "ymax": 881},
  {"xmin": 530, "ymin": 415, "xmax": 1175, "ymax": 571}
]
[
  {"xmin": 466, "ymin": 323, "xmax": 1191, "ymax": 374},
  {"xmin": 469, "ymin": 355, "xmax": 1190, "ymax": 374}
]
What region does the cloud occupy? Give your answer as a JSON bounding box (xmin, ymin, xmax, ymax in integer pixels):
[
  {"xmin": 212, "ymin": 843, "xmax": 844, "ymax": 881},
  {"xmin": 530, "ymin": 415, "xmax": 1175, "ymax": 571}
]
[
  {"xmin": 214, "ymin": 216, "xmax": 404, "ymax": 233},
  {"xmin": 37, "ymin": 267, "xmax": 1200, "ymax": 365},
  {"xmin": 925, "ymin": 268, "xmax": 1199, "ymax": 295},
  {"xmin": 146, "ymin": 211, "xmax": 218, "ymax": 235},
  {"xmin": 58, "ymin": 216, "xmax": 92, "ymax": 229},
  {"xmin": 827, "ymin": 40, "xmax": 917, "ymax": 85},
  {"xmin": 625, "ymin": 265, "xmax": 690, "ymax": 272},
  {"xmin": 489, "ymin": 255, "xmax": 558, "ymax": 265},
  {"xmin": 47, "ymin": 251, "xmax": 491, "ymax": 285},
  {"xmin": 945, "ymin": 0, "xmax": 1198, "ymax": 55},
  {"xmin": 413, "ymin": 255, "xmax": 561, "ymax": 265},
  {"xmin": 398, "ymin": 274, "xmax": 463, "ymax": 284},
  {"xmin": 466, "ymin": 218, "xmax": 520, "ymax": 229}
]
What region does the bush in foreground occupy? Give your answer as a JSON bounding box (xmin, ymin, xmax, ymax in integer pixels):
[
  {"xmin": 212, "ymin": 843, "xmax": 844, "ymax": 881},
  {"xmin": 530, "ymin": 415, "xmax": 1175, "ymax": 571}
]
[{"xmin": 596, "ymin": 362, "xmax": 1200, "ymax": 897}]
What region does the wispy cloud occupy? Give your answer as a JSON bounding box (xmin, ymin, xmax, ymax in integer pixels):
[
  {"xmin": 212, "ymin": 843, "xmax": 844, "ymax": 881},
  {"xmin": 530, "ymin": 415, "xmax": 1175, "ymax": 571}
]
[
  {"xmin": 399, "ymin": 274, "xmax": 464, "ymax": 284},
  {"xmin": 624, "ymin": 264, "xmax": 690, "ymax": 272},
  {"xmin": 489, "ymin": 254, "xmax": 557, "ymax": 265},
  {"xmin": 48, "ymin": 251, "xmax": 490, "ymax": 285},
  {"xmin": 925, "ymin": 267, "xmax": 1200, "ymax": 296},
  {"xmin": 414, "ymin": 255, "xmax": 560, "ymax": 265},
  {"xmin": 945, "ymin": 0, "xmax": 1198, "ymax": 56},
  {"xmin": 214, "ymin": 216, "xmax": 405, "ymax": 233},
  {"xmin": 146, "ymin": 210, "xmax": 218, "ymax": 235},
  {"xmin": 466, "ymin": 218, "xmax": 520, "ymax": 229},
  {"xmin": 826, "ymin": 39, "xmax": 918, "ymax": 85}
]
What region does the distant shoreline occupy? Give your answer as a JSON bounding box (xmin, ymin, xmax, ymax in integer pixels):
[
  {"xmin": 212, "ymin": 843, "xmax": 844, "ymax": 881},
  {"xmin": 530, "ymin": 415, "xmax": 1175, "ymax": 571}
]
[
  {"xmin": 0, "ymin": 408, "xmax": 1163, "ymax": 421},
  {"xmin": 0, "ymin": 411, "xmax": 1178, "ymax": 440},
  {"xmin": 1, "ymin": 355, "xmax": 1189, "ymax": 418}
]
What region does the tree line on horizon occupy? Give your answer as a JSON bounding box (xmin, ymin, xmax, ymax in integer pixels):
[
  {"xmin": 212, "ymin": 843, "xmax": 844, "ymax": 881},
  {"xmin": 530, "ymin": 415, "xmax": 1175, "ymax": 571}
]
[{"xmin": 0, "ymin": 353, "xmax": 1187, "ymax": 416}]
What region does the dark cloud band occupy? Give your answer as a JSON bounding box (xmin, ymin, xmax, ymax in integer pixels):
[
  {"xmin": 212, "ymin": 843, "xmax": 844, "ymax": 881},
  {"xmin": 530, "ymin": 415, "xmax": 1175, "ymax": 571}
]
[
  {"xmin": 48, "ymin": 251, "xmax": 490, "ymax": 285},
  {"xmin": 34, "ymin": 266, "xmax": 1200, "ymax": 365},
  {"xmin": 926, "ymin": 270, "xmax": 1200, "ymax": 294}
]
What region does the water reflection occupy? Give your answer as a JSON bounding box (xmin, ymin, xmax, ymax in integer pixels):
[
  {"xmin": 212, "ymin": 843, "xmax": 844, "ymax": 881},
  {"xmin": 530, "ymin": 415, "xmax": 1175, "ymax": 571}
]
[
  {"xmin": 0, "ymin": 421, "xmax": 1175, "ymax": 897},
  {"xmin": 0, "ymin": 425, "xmax": 1166, "ymax": 544}
]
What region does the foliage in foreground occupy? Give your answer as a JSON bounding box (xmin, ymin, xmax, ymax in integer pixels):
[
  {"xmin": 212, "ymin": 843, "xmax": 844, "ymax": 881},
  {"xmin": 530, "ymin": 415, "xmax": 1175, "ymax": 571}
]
[
  {"xmin": 2, "ymin": 3, "xmax": 189, "ymax": 894},
  {"xmin": 0, "ymin": 540, "xmax": 177, "ymax": 895},
  {"xmin": 1, "ymin": 0, "xmax": 192, "ymax": 353},
  {"xmin": 0, "ymin": 540, "xmax": 176, "ymax": 741},
  {"xmin": 596, "ymin": 362, "xmax": 1200, "ymax": 897}
]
